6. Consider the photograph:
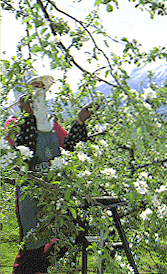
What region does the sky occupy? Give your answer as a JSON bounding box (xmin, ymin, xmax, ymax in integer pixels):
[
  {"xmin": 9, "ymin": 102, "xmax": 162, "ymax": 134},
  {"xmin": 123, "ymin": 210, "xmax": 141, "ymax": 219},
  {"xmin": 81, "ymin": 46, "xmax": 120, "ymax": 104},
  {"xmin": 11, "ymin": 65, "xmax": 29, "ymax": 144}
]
[{"xmin": 1, "ymin": 0, "xmax": 167, "ymax": 93}]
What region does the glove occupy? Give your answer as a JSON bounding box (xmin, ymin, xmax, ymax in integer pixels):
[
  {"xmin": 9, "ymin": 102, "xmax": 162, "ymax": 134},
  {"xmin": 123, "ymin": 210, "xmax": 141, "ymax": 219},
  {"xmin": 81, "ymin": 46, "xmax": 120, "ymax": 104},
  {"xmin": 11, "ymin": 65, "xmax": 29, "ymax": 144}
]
[{"xmin": 78, "ymin": 102, "xmax": 98, "ymax": 124}]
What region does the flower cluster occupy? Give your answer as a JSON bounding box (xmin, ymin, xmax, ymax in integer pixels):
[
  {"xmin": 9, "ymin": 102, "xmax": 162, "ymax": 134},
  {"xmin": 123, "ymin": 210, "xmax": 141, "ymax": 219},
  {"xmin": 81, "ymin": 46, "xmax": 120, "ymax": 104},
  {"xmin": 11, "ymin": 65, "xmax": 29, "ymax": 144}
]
[
  {"xmin": 50, "ymin": 157, "xmax": 66, "ymax": 170},
  {"xmin": 140, "ymin": 208, "xmax": 153, "ymax": 220},
  {"xmin": 134, "ymin": 179, "xmax": 148, "ymax": 194},
  {"xmin": 1, "ymin": 136, "xmax": 17, "ymax": 170},
  {"xmin": 156, "ymin": 185, "xmax": 166, "ymax": 193},
  {"xmin": 142, "ymin": 87, "xmax": 157, "ymax": 100},
  {"xmin": 133, "ymin": 173, "xmax": 149, "ymax": 195},
  {"xmin": 1, "ymin": 150, "xmax": 17, "ymax": 170},
  {"xmin": 77, "ymin": 152, "xmax": 91, "ymax": 162},
  {"xmin": 17, "ymin": 145, "xmax": 34, "ymax": 160},
  {"xmin": 100, "ymin": 167, "xmax": 117, "ymax": 177},
  {"xmin": 1, "ymin": 136, "xmax": 10, "ymax": 150},
  {"xmin": 157, "ymin": 204, "xmax": 167, "ymax": 219}
]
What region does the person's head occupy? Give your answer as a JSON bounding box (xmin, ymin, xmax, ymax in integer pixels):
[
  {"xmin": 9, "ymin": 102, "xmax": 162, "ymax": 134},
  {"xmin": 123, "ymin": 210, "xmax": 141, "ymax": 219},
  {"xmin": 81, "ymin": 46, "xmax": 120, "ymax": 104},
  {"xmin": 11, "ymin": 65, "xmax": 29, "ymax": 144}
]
[
  {"xmin": 7, "ymin": 75, "xmax": 55, "ymax": 116},
  {"xmin": 18, "ymin": 95, "xmax": 33, "ymax": 115}
]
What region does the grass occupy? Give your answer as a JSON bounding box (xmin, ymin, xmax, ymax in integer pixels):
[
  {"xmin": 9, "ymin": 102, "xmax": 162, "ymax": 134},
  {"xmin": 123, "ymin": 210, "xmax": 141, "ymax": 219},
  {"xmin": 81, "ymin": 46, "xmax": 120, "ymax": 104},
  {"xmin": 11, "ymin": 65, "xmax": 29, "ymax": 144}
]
[
  {"xmin": 139, "ymin": 251, "xmax": 167, "ymax": 274},
  {"xmin": 1, "ymin": 239, "xmax": 167, "ymax": 274},
  {"xmin": 1, "ymin": 221, "xmax": 167, "ymax": 274},
  {"xmin": 0, "ymin": 242, "xmax": 18, "ymax": 274}
]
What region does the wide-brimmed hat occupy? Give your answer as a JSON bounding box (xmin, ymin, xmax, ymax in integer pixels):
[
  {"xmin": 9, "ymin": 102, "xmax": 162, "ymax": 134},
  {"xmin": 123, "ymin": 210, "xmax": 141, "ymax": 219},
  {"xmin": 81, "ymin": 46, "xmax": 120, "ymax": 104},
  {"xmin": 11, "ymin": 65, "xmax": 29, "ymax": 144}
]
[
  {"xmin": 6, "ymin": 73, "xmax": 55, "ymax": 115},
  {"xmin": 26, "ymin": 75, "xmax": 55, "ymax": 91}
]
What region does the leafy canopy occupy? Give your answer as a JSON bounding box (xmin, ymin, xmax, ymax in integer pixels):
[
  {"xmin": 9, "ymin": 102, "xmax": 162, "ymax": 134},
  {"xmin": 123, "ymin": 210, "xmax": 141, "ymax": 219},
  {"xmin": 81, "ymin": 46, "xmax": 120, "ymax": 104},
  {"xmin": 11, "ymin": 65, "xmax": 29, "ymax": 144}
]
[{"xmin": 1, "ymin": 0, "xmax": 167, "ymax": 273}]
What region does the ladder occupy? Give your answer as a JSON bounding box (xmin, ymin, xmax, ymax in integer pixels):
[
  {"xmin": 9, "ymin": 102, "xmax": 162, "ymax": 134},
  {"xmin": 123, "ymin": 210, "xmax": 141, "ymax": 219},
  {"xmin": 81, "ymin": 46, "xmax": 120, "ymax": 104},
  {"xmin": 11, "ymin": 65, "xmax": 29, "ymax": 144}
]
[{"xmin": 81, "ymin": 196, "xmax": 139, "ymax": 274}]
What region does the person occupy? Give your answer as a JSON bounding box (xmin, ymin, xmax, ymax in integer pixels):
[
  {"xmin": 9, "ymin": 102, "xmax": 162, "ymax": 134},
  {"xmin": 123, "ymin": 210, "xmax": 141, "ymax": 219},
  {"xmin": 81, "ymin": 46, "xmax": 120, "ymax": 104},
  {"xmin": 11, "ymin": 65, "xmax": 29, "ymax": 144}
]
[{"xmin": 5, "ymin": 74, "xmax": 94, "ymax": 274}]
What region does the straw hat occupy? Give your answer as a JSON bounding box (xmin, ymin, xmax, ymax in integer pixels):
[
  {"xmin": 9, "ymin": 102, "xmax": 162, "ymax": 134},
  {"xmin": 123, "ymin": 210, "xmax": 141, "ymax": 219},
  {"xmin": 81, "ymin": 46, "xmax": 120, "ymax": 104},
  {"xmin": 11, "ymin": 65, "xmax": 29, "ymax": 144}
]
[
  {"xmin": 26, "ymin": 75, "xmax": 55, "ymax": 91},
  {"xmin": 6, "ymin": 73, "xmax": 55, "ymax": 115}
]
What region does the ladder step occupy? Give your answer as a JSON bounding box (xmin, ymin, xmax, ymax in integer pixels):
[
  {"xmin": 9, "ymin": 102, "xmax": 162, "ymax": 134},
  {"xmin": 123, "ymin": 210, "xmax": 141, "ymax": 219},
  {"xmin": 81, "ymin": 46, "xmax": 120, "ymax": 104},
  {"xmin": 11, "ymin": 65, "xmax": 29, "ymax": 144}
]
[
  {"xmin": 105, "ymin": 241, "xmax": 123, "ymax": 250},
  {"xmin": 85, "ymin": 236, "xmax": 99, "ymax": 243},
  {"xmin": 85, "ymin": 236, "xmax": 124, "ymax": 252},
  {"xmin": 112, "ymin": 242, "xmax": 124, "ymax": 249}
]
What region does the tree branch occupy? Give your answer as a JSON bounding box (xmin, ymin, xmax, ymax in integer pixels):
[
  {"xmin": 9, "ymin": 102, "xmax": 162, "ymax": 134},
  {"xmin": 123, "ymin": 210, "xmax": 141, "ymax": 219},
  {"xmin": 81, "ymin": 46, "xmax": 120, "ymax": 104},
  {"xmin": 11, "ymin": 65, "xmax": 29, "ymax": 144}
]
[
  {"xmin": 36, "ymin": 0, "xmax": 119, "ymax": 88},
  {"xmin": 136, "ymin": 158, "xmax": 167, "ymax": 170},
  {"xmin": 26, "ymin": 22, "xmax": 32, "ymax": 59}
]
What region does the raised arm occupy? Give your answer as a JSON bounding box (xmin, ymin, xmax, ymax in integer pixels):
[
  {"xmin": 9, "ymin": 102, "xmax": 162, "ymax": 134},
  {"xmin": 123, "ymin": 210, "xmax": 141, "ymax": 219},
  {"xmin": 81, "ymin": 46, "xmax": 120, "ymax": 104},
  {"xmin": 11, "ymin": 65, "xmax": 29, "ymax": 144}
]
[{"xmin": 53, "ymin": 103, "xmax": 94, "ymax": 151}]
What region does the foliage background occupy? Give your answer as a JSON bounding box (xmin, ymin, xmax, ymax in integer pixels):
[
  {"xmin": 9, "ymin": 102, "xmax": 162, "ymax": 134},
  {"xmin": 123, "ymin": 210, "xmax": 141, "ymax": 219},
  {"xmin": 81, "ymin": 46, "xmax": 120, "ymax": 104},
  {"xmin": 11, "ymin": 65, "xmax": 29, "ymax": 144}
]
[{"xmin": 1, "ymin": 0, "xmax": 167, "ymax": 273}]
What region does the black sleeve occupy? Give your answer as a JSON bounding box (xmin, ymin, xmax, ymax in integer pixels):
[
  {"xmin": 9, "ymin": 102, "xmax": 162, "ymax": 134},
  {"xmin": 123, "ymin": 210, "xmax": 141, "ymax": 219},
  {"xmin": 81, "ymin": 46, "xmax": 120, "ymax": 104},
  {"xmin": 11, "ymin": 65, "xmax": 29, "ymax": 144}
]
[
  {"xmin": 63, "ymin": 121, "xmax": 88, "ymax": 151},
  {"xmin": 13, "ymin": 115, "xmax": 37, "ymax": 153}
]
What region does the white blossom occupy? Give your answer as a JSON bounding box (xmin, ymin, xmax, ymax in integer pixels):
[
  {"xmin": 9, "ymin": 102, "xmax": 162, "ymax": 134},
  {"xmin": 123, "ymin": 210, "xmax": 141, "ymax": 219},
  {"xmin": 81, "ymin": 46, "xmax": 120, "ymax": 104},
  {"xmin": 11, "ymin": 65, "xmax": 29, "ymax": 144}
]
[
  {"xmin": 140, "ymin": 208, "xmax": 153, "ymax": 220},
  {"xmin": 100, "ymin": 167, "xmax": 117, "ymax": 177},
  {"xmin": 94, "ymin": 123, "xmax": 108, "ymax": 132},
  {"xmin": 156, "ymin": 185, "xmax": 166, "ymax": 193},
  {"xmin": 60, "ymin": 148, "xmax": 70, "ymax": 157},
  {"xmin": 91, "ymin": 144, "xmax": 102, "ymax": 156},
  {"xmin": 152, "ymin": 194, "xmax": 161, "ymax": 207},
  {"xmin": 20, "ymin": 166, "xmax": 27, "ymax": 172},
  {"xmin": 157, "ymin": 204, "xmax": 167, "ymax": 219},
  {"xmin": 120, "ymin": 262, "xmax": 126, "ymax": 268},
  {"xmin": 134, "ymin": 179, "xmax": 148, "ymax": 194},
  {"xmin": 115, "ymin": 252, "xmax": 122, "ymax": 262},
  {"xmin": 0, "ymin": 136, "xmax": 10, "ymax": 149},
  {"xmin": 78, "ymin": 170, "xmax": 91, "ymax": 177},
  {"xmin": 77, "ymin": 152, "xmax": 91, "ymax": 162},
  {"xmin": 17, "ymin": 145, "xmax": 34, "ymax": 159},
  {"xmin": 139, "ymin": 172, "xmax": 148, "ymax": 179},
  {"xmin": 99, "ymin": 139, "xmax": 108, "ymax": 147},
  {"xmin": 143, "ymin": 101, "xmax": 152, "ymax": 110},
  {"xmin": 1, "ymin": 151, "xmax": 17, "ymax": 170},
  {"xmin": 155, "ymin": 233, "xmax": 160, "ymax": 244},
  {"xmin": 155, "ymin": 121, "xmax": 162, "ymax": 128},
  {"xmin": 56, "ymin": 198, "xmax": 64, "ymax": 210},
  {"xmin": 142, "ymin": 87, "xmax": 157, "ymax": 100},
  {"xmin": 127, "ymin": 264, "xmax": 135, "ymax": 274},
  {"xmin": 50, "ymin": 157, "xmax": 66, "ymax": 170}
]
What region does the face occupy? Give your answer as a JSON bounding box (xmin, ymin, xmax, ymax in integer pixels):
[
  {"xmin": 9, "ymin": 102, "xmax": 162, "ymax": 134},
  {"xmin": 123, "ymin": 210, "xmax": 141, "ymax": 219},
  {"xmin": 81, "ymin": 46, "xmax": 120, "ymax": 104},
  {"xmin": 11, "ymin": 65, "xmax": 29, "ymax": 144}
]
[
  {"xmin": 30, "ymin": 81, "xmax": 45, "ymax": 89},
  {"xmin": 18, "ymin": 95, "xmax": 33, "ymax": 115},
  {"xmin": 18, "ymin": 81, "xmax": 46, "ymax": 114}
]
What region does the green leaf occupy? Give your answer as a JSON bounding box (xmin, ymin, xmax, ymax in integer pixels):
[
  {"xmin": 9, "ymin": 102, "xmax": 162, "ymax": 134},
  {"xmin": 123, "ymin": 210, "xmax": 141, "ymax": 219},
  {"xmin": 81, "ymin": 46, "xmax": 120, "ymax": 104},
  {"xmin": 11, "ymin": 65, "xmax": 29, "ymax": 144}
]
[
  {"xmin": 106, "ymin": 4, "xmax": 113, "ymax": 12},
  {"xmin": 70, "ymin": 31, "xmax": 77, "ymax": 37},
  {"xmin": 95, "ymin": 20, "xmax": 100, "ymax": 26},
  {"xmin": 51, "ymin": 181, "xmax": 60, "ymax": 185},
  {"xmin": 35, "ymin": 19, "xmax": 43, "ymax": 28},
  {"xmin": 50, "ymin": 60, "xmax": 58, "ymax": 70},
  {"xmin": 94, "ymin": 0, "xmax": 103, "ymax": 6},
  {"xmin": 121, "ymin": 37, "xmax": 128, "ymax": 42},
  {"xmin": 47, "ymin": 170, "xmax": 55, "ymax": 181},
  {"xmin": 103, "ymin": 0, "xmax": 111, "ymax": 4},
  {"xmin": 41, "ymin": 28, "xmax": 48, "ymax": 35},
  {"xmin": 105, "ymin": 69, "xmax": 110, "ymax": 78},
  {"xmin": 65, "ymin": 187, "xmax": 71, "ymax": 201},
  {"xmin": 34, "ymin": 3, "xmax": 40, "ymax": 11},
  {"xmin": 27, "ymin": 23, "xmax": 33, "ymax": 30},
  {"xmin": 22, "ymin": 16, "xmax": 32, "ymax": 24},
  {"xmin": 1, "ymin": 60, "xmax": 10, "ymax": 69},
  {"xmin": 69, "ymin": 208, "xmax": 77, "ymax": 219},
  {"xmin": 31, "ymin": 44, "xmax": 41, "ymax": 53},
  {"xmin": 41, "ymin": 40, "xmax": 49, "ymax": 48}
]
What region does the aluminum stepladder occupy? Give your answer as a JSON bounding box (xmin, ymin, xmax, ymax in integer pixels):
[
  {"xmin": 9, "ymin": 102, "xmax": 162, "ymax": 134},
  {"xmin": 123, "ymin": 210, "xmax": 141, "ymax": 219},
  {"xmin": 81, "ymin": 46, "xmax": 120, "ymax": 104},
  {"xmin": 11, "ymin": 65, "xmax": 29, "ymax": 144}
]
[{"xmin": 81, "ymin": 196, "xmax": 139, "ymax": 274}]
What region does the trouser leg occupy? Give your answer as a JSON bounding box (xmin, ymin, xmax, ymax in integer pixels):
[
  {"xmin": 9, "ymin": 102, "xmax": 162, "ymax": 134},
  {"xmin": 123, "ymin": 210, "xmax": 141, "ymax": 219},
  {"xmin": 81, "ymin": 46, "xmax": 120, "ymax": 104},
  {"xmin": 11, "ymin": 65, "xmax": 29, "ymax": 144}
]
[{"xmin": 12, "ymin": 246, "xmax": 50, "ymax": 274}]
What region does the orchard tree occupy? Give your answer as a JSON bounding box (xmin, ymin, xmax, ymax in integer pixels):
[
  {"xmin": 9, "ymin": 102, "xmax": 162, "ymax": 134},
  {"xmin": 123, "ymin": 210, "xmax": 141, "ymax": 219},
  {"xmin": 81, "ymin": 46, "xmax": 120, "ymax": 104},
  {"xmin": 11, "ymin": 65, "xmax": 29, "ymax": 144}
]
[{"xmin": 1, "ymin": 0, "xmax": 167, "ymax": 273}]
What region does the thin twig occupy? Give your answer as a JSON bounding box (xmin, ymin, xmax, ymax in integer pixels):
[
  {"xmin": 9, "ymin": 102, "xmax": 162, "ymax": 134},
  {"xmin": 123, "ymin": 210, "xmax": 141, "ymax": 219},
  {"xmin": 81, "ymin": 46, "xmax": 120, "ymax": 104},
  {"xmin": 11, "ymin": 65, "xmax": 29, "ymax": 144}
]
[
  {"xmin": 26, "ymin": 22, "xmax": 32, "ymax": 59},
  {"xmin": 37, "ymin": 0, "xmax": 118, "ymax": 88}
]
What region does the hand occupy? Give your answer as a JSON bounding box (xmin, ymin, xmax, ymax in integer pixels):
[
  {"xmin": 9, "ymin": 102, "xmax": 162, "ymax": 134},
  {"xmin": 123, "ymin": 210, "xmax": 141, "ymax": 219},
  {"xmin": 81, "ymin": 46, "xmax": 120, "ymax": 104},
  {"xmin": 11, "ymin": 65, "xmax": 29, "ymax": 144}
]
[
  {"xmin": 78, "ymin": 102, "xmax": 98, "ymax": 124},
  {"xmin": 18, "ymin": 95, "xmax": 33, "ymax": 115}
]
